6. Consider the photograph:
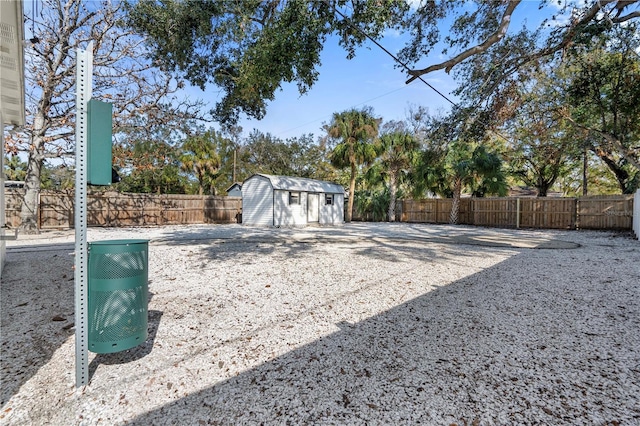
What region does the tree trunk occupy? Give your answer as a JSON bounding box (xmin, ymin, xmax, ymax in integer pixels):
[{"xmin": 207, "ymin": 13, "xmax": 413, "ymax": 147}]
[
  {"xmin": 19, "ymin": 155, "xmax": 42, "ymax": 233},
  {"xmin": 595, "ymin": 148, "xmax": 632, "ymax": 194},
  {"xmin": 233, "ymin": 148, "xmax": 237, "ymax": 183},
  {"xmin": 19, "ymin": 112, "xmax": 47, "ymax": 234},
  {"xmin": 388, "ymin": 170, "xmax": 397, "ymax": 222},
  {"xmin": 449, "ymin": 178, "xmax": 462, "ymax": 225},
  {"xmin": 346, "ymin": 163, "xmax": 356, "ymax": 222}
]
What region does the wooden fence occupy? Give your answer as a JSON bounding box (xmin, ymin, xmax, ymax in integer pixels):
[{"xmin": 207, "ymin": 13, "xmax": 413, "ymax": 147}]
[
  {"xmin": 5, "ymin": 190, "xmax": 242, "ymax": 229},
  {"xmin": 398, "ymin": 195, "xmax": 634, "ymax": 230},
  {"xmin": 5, "ymin": 190, "xmax": 634, "ymax": 231}
]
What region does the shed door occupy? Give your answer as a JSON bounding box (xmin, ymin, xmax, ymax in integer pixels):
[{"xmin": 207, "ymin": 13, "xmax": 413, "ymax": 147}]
[{"xmin": 307, "ymin": 193, "xmax": 319, "ymax": 223}]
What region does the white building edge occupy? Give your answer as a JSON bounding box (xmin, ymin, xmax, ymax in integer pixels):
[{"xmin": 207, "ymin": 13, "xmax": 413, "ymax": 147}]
[{"xmin": 1, "ymin": 0, "xmax": 26, "ymax": 277}]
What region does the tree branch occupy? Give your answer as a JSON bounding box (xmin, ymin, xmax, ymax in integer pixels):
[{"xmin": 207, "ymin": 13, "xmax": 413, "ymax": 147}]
[
  {"xmin": 613, "ymin": 10, "xmax": 640, "ymax": 22},
  {"xmin": 405, "ymin": 0, "xmax": 639, "ymax": 84},
  {"xmin": 406, "ymin": 0, "xmax": 521, "ymax": 83}
]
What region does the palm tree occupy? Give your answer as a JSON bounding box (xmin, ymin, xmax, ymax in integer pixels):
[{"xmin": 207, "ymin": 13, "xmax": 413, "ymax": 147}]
[
  {"xmin": 376, "ymin": 131, "xmax": 419, "ymax": 221},
  {"xmin": 327, "ymin": 108, "xmax": 380, "ymax": 222},
  {"xmin": 180, "ymin": 131, "xmax": 221, "ymax": 195},
  {"xmin": 445, "ymin": 141, "xmax": 507, "ymax": 224}
]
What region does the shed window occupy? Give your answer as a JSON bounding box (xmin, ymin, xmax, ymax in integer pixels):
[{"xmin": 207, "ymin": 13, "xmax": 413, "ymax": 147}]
[
  {"xmin": 325, "ymin": 194, "xmax": 334, "ymax": 205},
  {"xmin": 289, "ymin": 191, "xmax": 300, "ymax": 205}
]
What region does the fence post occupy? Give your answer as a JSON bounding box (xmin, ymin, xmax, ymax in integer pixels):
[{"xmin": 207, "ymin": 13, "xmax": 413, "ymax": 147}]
[
  {"xmin": 470, "ymin": 198, "xmax": 474, "ymax": 226},
  {"xmin": 516, "ymin": 198, "xmax": 520, "ymax": 229}
]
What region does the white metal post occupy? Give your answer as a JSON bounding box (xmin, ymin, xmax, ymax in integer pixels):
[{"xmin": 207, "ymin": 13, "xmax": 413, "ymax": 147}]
[{"xmin": 75, "ymin": 42, "xmax": 93, "ymax": 388}]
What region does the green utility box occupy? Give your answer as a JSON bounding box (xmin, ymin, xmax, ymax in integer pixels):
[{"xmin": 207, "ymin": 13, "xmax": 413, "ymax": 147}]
[
  {"xmin": 88, "ymin": 239, "xmax": 149, "ymax": 354},
  {"xmin": 87, "ymin": 99, "xmax": 113, "ymax": 185}
]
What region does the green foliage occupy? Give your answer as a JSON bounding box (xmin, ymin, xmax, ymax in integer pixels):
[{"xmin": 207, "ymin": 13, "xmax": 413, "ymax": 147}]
[
  {"xmin": 124, "ymin": 1, "xmax": 640, "ymax": 205},
  {"xmin": 328, "ymin": 108, "xmax": 380, "ymax": 169},
  {"xmin": 466, "ymin": 145, "xmax": 508, "ymax": 198},
  {"xmin": 41, "ymin": 163, "xmax": 74, "ymax": 190},
  {"xmin": 443, "ymin": 141, "xmax": 506, "ymax": 197},
  {"xmin": 376, "ymin": 130, "xmax": 420, "ymax": 177},
  {"xmin": 564, "ymin": 30, "xmax": 640, "ymax": 193},
  {"xmin": 3, "ymin": 155, "xmax": 27, "ymax": 181},
  {"xmin": 180, "ymin": 130, "xmax": 222, "ymax": 195},
  {"xmin": 115, "ymin": 137, "xmax": 188, "ymax": 194},
  {"xmin": 112, "ymin": 103, "xmax": 200, "ymax": 194},
  {"xmin": 556, "ymin": 151, "xmax": 623, "ymax": 196},
  {"xmin": 411, "ymin": 106, "xmax": 506, "ymax": 199},
  {"xmin": 244, "ymin": 131, "xmax": 302, "ymax": 176},
  {"xmin": 353, "ymin": 187, "xmax": 392, "ymax": 222},
  {"xmin": 411, "ymin": 147, "xmax": 449, "ymax": 198},
  {"xmin": 502, "ymin": 68, "xmax": 583, "ymax": 196},
  {"xmin": 113, "ymin": 128, "xmax": 188, "ymax": 194},
  {"xmin": 4, "ymin": 156, "xmax": 75, "ymax": 190},
  {"xmin": 211, "ymin": 139, "xmax": 242, "ymax": 195},
  {"xmin": 240, "ymin": 130, "xmax": 335, "ymax": 180}
]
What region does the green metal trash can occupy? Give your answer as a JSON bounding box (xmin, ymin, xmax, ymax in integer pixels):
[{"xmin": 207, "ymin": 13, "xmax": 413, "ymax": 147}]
[{"xmin": 88, "ymin": 239, "xmax": 149, "ymax": 354}]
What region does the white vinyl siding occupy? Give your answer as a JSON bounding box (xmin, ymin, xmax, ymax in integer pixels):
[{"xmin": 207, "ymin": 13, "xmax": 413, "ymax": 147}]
[
  {"xmin": 241, "ymin": 175, "xmax": 274, "ymax": 226},
  {"xmin": 274, "ymin": 190, "xmax": 307, "ymax": 226},
  {"xmin": 320, "ymin": 192, "xmax": 344, "ymax": 225}
]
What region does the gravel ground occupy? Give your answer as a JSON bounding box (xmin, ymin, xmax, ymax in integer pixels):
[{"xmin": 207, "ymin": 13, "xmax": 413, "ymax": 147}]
[{"xmin": 1, "ymin": 222, "xmax": 639, "ymax": 425}]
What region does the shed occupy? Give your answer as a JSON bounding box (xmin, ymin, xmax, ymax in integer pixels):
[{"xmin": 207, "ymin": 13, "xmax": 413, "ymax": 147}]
[
  {"xmin": 226, "ymin": 182, "xmax": 242, "ymax": 197},
  {"xmin": 241, "ymin": 174, "xmax": 345, "ymax": 227}
]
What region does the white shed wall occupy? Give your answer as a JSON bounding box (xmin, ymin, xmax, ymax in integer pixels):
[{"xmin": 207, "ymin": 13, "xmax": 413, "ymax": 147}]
[
  {"xmin": 227, "ymin": 187, "xmax": 242, "ymax": 197},
  {"xmin": 319, "ymin": 193, "xmax": 344, "ymax": 225},
  {"xmin": 242, "ymin": 175, "xmax": 274, "ymax": 226},
  {"xmin": 273, "ymin": 190, "xmax": 307, "ymax": 227}
]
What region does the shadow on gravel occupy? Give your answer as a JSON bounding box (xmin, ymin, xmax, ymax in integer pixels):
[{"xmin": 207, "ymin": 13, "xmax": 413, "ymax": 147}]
[
  {"xmin": 153, "ymin": 223, "xmax": 581, "ymax": 264},
  {"xmin": 152, "ymin": 235, "xmax": 577, "ymax": 268},
  {"xmin": 1, "ymin": 243, "xmax": 75, "ymax": 407},
  {"xmin": 129, "ymin": 242, "xmax": 639, "ymax": 425},
  {"xmin": 89, "ymin": 309, "xmax": 163, "ymax": 381}
]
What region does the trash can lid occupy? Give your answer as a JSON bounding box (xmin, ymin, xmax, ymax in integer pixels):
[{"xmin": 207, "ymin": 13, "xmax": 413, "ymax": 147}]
[{"xmin": 89, "ymin": 239, "xmax": 149, "ymax": 246}]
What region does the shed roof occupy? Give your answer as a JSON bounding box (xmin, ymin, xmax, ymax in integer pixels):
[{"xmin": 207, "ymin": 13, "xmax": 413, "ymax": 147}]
[
  {"xmin": 248, "ymin": 174, "xmax": 344, "ymax": 194},
  {"xmin": 226, "ymin": 182, "xmax": 242, "ymax": 192}
]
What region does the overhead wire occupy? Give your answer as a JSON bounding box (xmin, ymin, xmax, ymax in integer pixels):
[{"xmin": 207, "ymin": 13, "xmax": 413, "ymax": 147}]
[
  {"xmin": 332, "ymin": 2, "xmax": 452, "ymax": 114},
  {"xmin": 327, "ymin": 2, "xmax": 457, "ymax": 107}
]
